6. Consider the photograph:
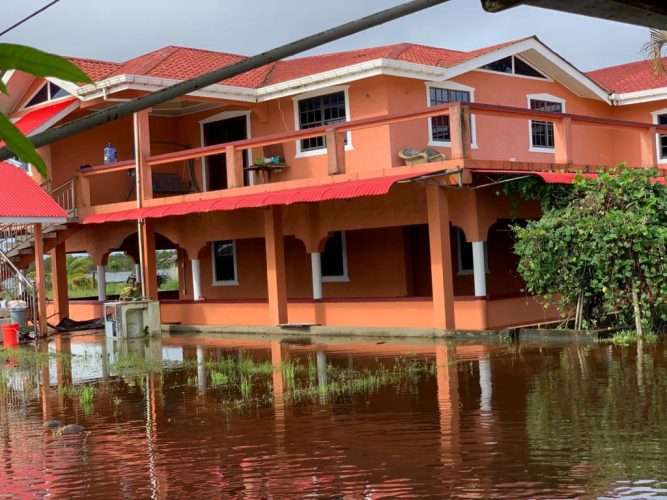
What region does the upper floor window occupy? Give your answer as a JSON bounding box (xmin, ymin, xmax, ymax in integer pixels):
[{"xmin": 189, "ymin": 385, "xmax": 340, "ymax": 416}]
[
  {"xmin": 651, "ymin": 110, "xmax": 667, "ymax": 164},
  {"xmin": 6, "ymin": 157, "xmax": 31, "ymax": 175},
  {"xmin": 211, "ymin": 240, "xmax": 238, "ymax": 285},
  {"xmin": 321, "ymin": 231, "xmax": 349, "ymax": 282},
  {"xmin": 294, "ymin": 88, "xmax": 350, "ymax": 156},
  {"xmin": 528, "ymin": 94, "xmax": 565, "ymax": 151},
  {"xmin": 427, "ymin": 83, "xmax": 477, "ymax": 147},
  {"xmin": 23, "ymin": 81, "xmax": 70, "ymax": 109},
  {"xmin": 480, "ymin": 55, "xmax": 547, "ymax": 79}
]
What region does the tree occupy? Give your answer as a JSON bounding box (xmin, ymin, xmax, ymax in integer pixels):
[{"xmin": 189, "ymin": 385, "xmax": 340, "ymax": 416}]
[
  {"xmin": 513, "ymin": 167, "xmax": 667, "ymax": 336},
  {"xmin": 0, "ymin": 43, "xmax": 90, "ymax": 177}
]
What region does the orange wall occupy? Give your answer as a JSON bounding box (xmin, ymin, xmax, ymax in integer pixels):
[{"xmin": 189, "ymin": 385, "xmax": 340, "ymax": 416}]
[{"xmin": 384, "ymin": 72, "xmax": 615, "ymax": 167}]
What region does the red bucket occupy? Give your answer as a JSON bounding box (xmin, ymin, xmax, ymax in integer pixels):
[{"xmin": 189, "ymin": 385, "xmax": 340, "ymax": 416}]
[{"xmin": 2, "ymin": 324, "xmax": 19, "ymax": 348}]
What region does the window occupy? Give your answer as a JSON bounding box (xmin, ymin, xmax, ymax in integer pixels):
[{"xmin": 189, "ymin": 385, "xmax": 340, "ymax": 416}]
[
  {"xmin": 6, "ymin": 157, "xmax": 31, "ymax": 175},
  {"xmin": 480, "ymin": 55, "xmax": 547, "ymax": 79},
  {"xmin": 652, "ymin": 111, "xmax": 667, "ymax": 164},
  {"xmin": 321, "ymin": 231, "xmax": 348, "ymax": 282},
  {"xmin": 427, "ymin": 83, "xmax": 476, "ymax": 147},
  {"xmin": 528, "ymin": 96, "xmax": 564, "ymax": 150},
  {"xmin": 23, "ymin": 81, "xmax": 69, "ymax": 109},
  {"xmin": 295, "ymin": 89, "xmax": 349, "ymax": 154},
  {"xmin": 455, "ymin": 228, "xmax": 487, "ymax": 275},
  {"xmin": 211, "ymin": 240, "xmax": 238, "ymax": 285}
]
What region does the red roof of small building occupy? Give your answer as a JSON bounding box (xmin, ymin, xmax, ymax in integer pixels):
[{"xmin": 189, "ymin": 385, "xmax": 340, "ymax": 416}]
[
  {"xmin": 67, "ymin": 38, "xmax": 532, "ymax": 89},
  {"xmin": 587, "ymin": 58, "xmax": 667, "ymax": 93},
  {"xmin": 0, "ymin": 162, "xmax": 68, "ymax": 223}
]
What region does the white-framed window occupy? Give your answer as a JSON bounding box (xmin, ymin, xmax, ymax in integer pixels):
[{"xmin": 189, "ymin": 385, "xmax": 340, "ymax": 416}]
[
  {"xmin": 527, "ymin": 93, "xmax": 565, "ymax": 152},
  {"xmin": 293, "ymin": 86, "xmax": 352, "ymax": 158},
  {"xmin": 21, "ymin": 81, "xmax": 70, "ymax": 110},
  {"xmin": 651, "ymin": 109, "xmax": 667, "ymax": 164},
  {"xmin": 211, "ymin": 240, "xmax": 238, "ymax": 286},
  {"xmin": 426, "ymin": 82, "xmax": 477, "ymax": 148},
  {"xmin": 6, "ymin": 157, "xmax": 32, "ymax": 176},
  {"xmin": 321, "ymin": 231, "xmax": 349, "ymax": 282},
  {"xmin": 455, "ymin": 227, "xmax": 487, "ymax": 276},
  {"xmin": 478, "ymin": 55, "xmax": 549, "ymax": 80}
]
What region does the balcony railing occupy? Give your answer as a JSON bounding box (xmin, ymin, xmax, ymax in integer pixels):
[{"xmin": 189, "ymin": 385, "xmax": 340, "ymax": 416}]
[{"xmin": 73, "ymin": 102, "xmax": 667, "ymax": 210}]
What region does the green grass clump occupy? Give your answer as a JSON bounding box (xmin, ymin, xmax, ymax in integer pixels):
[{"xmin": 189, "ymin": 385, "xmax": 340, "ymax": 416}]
[
  {"xmin": 598, "ymin": 330, "xmax": 659, "ymax": 346},
  {"xmin": 210, "ymin": 370, "xmax": 230, "ymax": 387}
]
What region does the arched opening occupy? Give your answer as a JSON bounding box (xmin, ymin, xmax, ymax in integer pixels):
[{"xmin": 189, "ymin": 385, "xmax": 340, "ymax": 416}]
[{"xmin": 116, "ymin": 232, "xmax": 182, "ymax": 299}]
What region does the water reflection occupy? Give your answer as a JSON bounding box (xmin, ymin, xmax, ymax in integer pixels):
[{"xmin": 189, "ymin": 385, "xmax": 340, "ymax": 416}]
[{"xmin": 1, "ymin": 334, "xmax": 667, "ymax": 497}]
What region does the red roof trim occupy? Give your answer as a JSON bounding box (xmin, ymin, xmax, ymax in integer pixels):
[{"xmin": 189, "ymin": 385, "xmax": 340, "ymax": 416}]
[
  {"xmin": 1, "ymin": 99, "xmax": 78, "ymax": 149},
  {"xmin": 83, "ymin": 173, "xmax": 422, "ymax": 224}
]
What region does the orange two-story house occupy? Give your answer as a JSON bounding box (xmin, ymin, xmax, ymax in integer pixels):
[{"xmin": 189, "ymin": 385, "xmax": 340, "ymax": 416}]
[{"xmin": 1, "ymin": 36, "xmax": 665, "ymax": 334}]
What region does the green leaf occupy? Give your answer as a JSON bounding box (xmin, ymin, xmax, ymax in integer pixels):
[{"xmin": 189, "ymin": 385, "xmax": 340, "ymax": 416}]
[
  {"xmin": 0, "ymin": 113, "xmax": 46, "ymax": 177},
  {"xmin": 0, "ymin": 79, "xmax": 7, "ymax": 95},
  {"xmin": 0, "ymin": 43, "xmax": 91, "ymax": 83}
]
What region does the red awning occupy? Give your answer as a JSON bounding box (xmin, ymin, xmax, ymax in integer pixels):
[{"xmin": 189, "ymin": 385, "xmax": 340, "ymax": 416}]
[
  {"xmin": 0, "ymin": 98, "xmax": 78, "ymax": 147},
  {"xmin": 473, "ymin": 169, "xmax": 667, "ymax": 185},
  {"xmin": 0, "ymin": 162, "xmax": 67, "ymax": 223},
  {"xmin": 83, "ymin": 172, "xmax": 427, "ymax": 224}
]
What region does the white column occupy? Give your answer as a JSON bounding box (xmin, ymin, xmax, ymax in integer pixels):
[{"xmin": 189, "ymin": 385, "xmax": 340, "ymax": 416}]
[
  {"xmin": 310, "ymin": 252, "xmax": 323, "ymax": 300},
  {"xmin": 317, "ymin": 351, "xmax": 327, "ymax": 403},
  {"xmin": 479, "ymin": 357, "xmax": 492, "ymax": 412},
  {"xmin": 197, "ymin": 347, "xmax": 207, "ymax": 393},
  {"xmin": 472, "ymin": 241, "xmax": 487, "ymax": 297},
  {"xmin": 191, "ymin": 259, "xmax": 203, "ymax": 301},
  {"xmin": 97, "ymin": 265, "xmax": 106, "ymax": 302},
  {"xmin": 135, "ymin": 263, "xmax": 141, "ymax": 283}
]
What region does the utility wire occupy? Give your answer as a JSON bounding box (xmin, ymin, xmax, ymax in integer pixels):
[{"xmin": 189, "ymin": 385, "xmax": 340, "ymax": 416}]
[
  {"xmin": 0, "ymin": 0, "xmax": 62, "ymax": 37},
  {"xmin": 0, "ymin": 0, "xmax": 450, "ymax": 162}
]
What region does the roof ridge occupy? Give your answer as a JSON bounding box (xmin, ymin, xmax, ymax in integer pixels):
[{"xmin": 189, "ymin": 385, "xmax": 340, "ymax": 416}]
[{"xmin": 587, "ymin": 57, "xmax": 663, "ymax": 74}]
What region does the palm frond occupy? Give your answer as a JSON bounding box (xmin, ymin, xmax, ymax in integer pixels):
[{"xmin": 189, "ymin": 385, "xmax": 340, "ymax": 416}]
[{"xmin": 643, "ymin": 28, "xmax": 667, "ymax": 76}]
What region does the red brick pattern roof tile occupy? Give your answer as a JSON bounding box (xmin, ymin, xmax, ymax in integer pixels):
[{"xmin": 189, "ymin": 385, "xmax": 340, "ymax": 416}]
[
  {"xmin": 587, "ymin": 58, "xmax": 667, "ymax": 93},
  {"xmin": 64, "ymin": 38, "xmax": 533, "ymax": 89}
]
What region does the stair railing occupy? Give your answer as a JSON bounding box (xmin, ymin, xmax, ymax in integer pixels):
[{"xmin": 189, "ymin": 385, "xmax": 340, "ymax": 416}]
[{"xmin": 0, "ymin": 248, "xmax": 38, "ymax": 337}]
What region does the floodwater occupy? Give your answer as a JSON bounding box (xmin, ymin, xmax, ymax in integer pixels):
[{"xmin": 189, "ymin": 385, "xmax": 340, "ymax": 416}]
[{"xmin": 1, "ymin": 333, "xmax": 667, "ymax": 499}]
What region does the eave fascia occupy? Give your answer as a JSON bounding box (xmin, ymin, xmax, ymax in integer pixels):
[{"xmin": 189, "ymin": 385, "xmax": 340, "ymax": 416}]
[{"xmin": 610, "ymin": 88, "xmax": 667, "ymax": 106}]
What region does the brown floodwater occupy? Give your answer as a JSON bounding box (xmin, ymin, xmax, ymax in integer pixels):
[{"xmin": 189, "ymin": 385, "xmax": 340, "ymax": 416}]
[{"xmin": 1, "ymin": 332, "xmax": 666, "ymax": 499}]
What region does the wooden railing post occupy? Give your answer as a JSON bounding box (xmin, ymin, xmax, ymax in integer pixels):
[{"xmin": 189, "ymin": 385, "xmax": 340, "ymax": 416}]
[
  {"xmin": 133, "ymin": 110, "xmax": 152, "ymax": 202},
  {"xmin": 226, "ymin": 145, "xmax": 244, "ymax": 188},
  {"xmin": 326, "ymin": 128, "xmax": 346, "ymax": 175},
  {"xmin": 75, "ymin": 173, "xmax": 91, "ymax": 208},
  {"xmin": 640, "ymin": 126, "xmax": 657, "ymax": 167},
  {"xmin": 449, "ymin": 104, "xmax": 471, "ymax": 160},
  {"xmin": 554, "ymin": 117, "xmax": 573, "ymax": 164}
]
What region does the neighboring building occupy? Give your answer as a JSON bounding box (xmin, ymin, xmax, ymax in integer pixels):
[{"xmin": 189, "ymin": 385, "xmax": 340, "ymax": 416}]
[{"xmin": 0, "ymin": 36, "xmax": 665, "ymax": 332}]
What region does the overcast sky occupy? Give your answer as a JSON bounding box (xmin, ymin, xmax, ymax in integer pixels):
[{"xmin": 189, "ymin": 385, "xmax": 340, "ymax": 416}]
[{"xmin": 1, "ymin": 0, "xmax": 651, "ymax": 72}]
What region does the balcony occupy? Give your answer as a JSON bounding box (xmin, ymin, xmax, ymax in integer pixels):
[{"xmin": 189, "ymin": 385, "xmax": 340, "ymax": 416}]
[{"xmin": 71, "ymin": 102, "xmax": 667, "ymax": 220}]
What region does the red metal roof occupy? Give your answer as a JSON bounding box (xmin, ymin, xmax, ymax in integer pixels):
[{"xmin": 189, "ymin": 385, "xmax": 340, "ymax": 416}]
[
  {"xmin": 83, "ymin": 173, "xmax": 423, "ymax": 224},
  {"xmin": 587, "ymin": 58, "xmax": 667, "ymax": 93},
  {"xmin": 0, "ymin": 162, "xmax": 68, "ymax": 223},
  {"xmin": 1, "ymin": 98, "xmax": 78, "ymax": 149}
]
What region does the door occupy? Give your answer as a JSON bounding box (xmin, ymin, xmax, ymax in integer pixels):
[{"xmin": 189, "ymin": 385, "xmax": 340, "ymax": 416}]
[{"xmin": 203, "ymin": 115, "xmax": 248, "ymax": 191}]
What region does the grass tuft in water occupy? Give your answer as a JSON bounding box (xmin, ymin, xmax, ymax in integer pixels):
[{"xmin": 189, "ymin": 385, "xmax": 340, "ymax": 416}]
[{"xmin": 598, "ymin": 330, "xmax": 659, "ymax": 346}]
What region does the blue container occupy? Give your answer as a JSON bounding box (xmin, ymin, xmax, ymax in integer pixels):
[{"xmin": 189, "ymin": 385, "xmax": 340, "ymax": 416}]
[{"xmin": 103, "ymin": 143, "xmax": 117, "ymax": 164}]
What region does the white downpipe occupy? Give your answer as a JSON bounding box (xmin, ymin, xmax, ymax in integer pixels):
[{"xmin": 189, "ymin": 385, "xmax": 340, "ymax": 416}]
[
  {"xmin": 96, "ymin": 265, "xmax": 107, "ymax": 302},
  {"xmin": 133, "ymin": 112, "xmax": 146, "ymax": 298},
  {"xmin": 197, "ymin": 347, "xmax": 207, "ymax": 393},
  {"xmin": 135, "ymin": 263, "xmax": 141, "ymax": 283},
  {"xmin": 310, "ymin": 252, "xmax": 323, "ymax": 300},
  {"xmin": 472, "ymin": 241, "xmax": 486, "ymax": 297},
  {"xmin": 191, "ymin": 259, "xmax": 203, "ymax": 301}
]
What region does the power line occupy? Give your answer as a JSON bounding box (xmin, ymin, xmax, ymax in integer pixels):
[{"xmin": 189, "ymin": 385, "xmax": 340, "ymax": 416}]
[
  {"xmin": 0, "ymin": 0, "xmax": 449, "ymax": 162},
  {"xmin": 0, "ymin": 0, "xmax": 62, "ymax": 37}
]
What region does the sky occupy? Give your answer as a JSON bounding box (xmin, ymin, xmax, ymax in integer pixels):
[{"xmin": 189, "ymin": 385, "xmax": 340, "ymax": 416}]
[{"xmin": 0, "ymin": 0, "xmax": 652, "ymax": 72}]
